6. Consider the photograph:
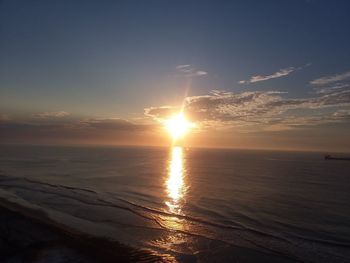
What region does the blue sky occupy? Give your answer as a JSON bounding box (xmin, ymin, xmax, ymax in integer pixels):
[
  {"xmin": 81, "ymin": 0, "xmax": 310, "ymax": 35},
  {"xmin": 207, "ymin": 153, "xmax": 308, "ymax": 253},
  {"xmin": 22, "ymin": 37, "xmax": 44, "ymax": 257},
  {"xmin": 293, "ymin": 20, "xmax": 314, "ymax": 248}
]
[{"xmin": 1, "ymin": 0, "xmax": 350, "ymax": 150}]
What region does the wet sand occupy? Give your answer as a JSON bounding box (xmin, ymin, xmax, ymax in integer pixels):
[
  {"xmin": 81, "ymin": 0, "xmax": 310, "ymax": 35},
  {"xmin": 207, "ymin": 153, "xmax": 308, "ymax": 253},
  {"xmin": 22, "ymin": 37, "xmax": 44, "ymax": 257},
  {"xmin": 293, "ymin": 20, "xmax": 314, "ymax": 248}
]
[
  {"xmin": 0, "ymin": 206, "xmax": 168, "ymax": 263},
  {"xmin": 0, "ymin": 203, "xmax": 298, "ymax": 263}
]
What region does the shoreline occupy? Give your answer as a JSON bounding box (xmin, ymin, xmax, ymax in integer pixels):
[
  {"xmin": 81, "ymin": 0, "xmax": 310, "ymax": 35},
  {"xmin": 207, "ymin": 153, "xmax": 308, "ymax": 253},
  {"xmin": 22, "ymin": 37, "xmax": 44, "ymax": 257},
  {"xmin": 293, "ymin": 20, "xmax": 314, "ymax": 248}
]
[
  {"xmin": 0, "ymin": 202, "xmax": 298, "ymax": 263},
  {"xmin": 0, "ymin": 171, "xmax": 299, "ymax": 263},
  {"xmin": 0, "ymin": 205, "xmax": 169, "ymax": 263}
]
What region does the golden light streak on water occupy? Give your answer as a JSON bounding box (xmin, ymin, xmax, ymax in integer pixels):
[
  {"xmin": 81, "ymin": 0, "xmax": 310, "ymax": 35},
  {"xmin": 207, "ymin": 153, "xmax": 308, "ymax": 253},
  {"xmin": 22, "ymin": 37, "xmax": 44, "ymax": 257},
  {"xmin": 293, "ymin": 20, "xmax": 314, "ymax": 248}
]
[
  {"xmin": 165, "ymin": 146, "xmax": 187, "ymax": 215},
  {"xmin": 153, "ymin": 146, "xmax": 189, "ymax": 250}
]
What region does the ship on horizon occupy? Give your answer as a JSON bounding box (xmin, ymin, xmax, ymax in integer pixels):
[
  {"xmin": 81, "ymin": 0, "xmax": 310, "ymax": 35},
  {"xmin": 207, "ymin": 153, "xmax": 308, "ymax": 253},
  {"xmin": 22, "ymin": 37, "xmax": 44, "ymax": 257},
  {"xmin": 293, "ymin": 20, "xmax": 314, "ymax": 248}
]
[{"xmin": 324, "ymin": 154, "xmax": 350, "ymax": 161}]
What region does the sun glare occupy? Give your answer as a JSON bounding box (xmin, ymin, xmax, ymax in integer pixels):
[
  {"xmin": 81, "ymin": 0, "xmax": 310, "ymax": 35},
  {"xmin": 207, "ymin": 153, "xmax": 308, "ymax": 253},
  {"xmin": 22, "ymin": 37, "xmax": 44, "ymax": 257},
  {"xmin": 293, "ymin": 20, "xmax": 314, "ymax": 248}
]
[{"xmin": 164, "ymin": 113, "xmax": 192, "ymax": 140}]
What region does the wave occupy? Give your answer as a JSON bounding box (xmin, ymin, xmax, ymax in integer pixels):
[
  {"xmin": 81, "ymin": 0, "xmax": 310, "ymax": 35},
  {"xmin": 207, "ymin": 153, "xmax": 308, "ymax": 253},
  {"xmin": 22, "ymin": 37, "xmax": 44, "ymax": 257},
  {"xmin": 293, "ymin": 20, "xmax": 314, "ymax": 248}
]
[
  {"xmin": 1, "ymin": 173, "xmax": 350, "ymax": 262},
  {"xmin": 0, "ymin": 191, "xmax": 172, "ymax": 262},
  {"xmin": 2, "ymin": 173, "xmax": 350, "ymax": 249},
  {"xmin": 0, "ymin": 187, "xmax": 291, "ymax": 263},
  {"xmin": 0, "ymin": 175, "xmax": 246, "ymax": 246}
]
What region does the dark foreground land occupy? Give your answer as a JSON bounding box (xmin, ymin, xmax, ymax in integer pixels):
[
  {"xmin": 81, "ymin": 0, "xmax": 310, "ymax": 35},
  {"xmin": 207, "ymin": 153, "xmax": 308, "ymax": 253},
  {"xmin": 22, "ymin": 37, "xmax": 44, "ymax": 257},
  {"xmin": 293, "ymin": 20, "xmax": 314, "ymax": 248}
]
[
  {"xmin": 0, "ymin": 206, "xmax": 167, "ymax": 263},
  {"xmin": 0, "ymin": 204, "xmax": 299, "ymax": 263},
  {"xmin": 0, "ymin": 206, "xmax": 302, "ymax": 263}
]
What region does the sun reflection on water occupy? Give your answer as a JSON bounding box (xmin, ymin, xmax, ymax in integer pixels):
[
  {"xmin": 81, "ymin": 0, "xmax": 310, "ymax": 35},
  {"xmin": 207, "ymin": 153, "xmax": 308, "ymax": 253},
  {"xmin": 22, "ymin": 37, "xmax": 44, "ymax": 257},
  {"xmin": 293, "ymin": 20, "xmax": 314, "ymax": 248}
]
[
  {"xmin": 151, "ymin": 146, "xmax": 189, "ymax": 252},
  {"xmin": 165, "ymin": 146, "xmax": 187, "ymax": 215}
]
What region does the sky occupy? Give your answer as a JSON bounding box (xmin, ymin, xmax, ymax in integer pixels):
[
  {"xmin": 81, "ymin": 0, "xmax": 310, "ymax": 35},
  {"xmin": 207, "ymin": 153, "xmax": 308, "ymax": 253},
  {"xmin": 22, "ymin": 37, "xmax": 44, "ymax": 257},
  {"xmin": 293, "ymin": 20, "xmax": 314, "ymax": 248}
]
[{"xmin": 1, "ymin": 0, "xmax": 350, "ymax": 151}]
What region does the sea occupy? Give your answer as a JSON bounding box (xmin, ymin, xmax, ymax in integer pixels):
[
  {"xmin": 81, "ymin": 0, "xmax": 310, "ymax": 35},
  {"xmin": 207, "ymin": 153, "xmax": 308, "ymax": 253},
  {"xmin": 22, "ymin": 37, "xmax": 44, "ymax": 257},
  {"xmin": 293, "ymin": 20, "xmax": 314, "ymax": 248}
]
[{"xmin": 0, "ymin": 144, "xmax": 349, "ymax": 262}]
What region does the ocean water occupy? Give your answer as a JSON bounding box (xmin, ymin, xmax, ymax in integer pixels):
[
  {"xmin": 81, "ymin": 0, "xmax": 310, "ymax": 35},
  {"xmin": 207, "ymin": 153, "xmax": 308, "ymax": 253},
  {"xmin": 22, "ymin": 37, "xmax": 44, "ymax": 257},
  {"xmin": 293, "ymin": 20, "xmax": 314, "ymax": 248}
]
[{"xmin": 0, "ymin": 145, "xmax": 350, "ymax": 262}]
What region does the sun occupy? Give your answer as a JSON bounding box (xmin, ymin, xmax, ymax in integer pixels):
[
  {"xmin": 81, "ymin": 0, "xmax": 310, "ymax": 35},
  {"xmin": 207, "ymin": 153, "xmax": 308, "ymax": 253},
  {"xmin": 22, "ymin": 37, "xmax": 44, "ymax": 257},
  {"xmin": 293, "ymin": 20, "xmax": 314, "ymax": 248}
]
[{"xmin": 164, "ymin": 112, "xmax": 192, "ymax": 140}]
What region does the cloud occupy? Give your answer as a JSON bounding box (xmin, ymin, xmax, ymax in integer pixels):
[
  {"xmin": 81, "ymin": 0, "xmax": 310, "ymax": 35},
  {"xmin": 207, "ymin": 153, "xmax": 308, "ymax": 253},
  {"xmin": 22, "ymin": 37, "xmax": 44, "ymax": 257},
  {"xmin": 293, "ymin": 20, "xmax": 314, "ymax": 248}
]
[
  {"xmin": 80, "ymin": 118, "xmax": 153, "ymax": 131},
  {"xmin": 239, "ymin": 67, "xmax": 295, "ymax": 84},
  {"xmin": 313, "ymin": 83, "xmax": 350, "ymax": 94},
  {"xmin": 34, "ymin": 111, "xmax": 70, "ymax": 118},
  {"xmin": 145, "ymin": 88, "xmax": 350, "ymax": 131},
  {"xmin": 239, "ymin": 64, "xmax": 309, "ymax": 84},
  {"xmin": 195, "ymin": 71, "xmax": 208, "ymax": 76},
  {"xmin": 0, "ymin": 117, "xmax": 156, "ymax": 144},
  {"xmin": 263, "ymin": 110, "xmax": 350, "ymax": 131},
  {"xmin": 310, "ymin": 71, "xmax": 350, "ymax": 86},
  {"xmin": 144, "ymin": 106, "xmax": 180, "ymax": 121},
  {"xmin": 176, "ymin": 64, "xmax": 208, "ymax": 77},
  {"xmin": 176, "ymin": 64, "xmax": 191, "ymax": 69}
]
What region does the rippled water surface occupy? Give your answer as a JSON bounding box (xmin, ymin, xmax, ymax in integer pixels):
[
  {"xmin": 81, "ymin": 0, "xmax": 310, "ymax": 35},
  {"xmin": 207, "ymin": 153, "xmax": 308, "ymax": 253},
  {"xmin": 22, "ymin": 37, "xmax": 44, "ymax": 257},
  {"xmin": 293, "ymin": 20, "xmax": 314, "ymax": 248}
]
[{"xmin": 0, "ymin": 145, "xmax": 350, "ymax": 262}]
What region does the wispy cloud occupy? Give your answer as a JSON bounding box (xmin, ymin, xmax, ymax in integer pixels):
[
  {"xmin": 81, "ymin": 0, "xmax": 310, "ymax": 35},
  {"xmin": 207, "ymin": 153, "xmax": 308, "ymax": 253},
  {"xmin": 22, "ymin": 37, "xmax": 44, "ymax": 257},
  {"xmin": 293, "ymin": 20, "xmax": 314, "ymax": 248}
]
[
  {"xmin": 176, "ymin": 64, "xmax": 208, "ymax": 77},
  {"xmin": 313, "ymin": 83, "xmax": 350, "ymax": 94},
  {"xmin": 34, "ymin": 111, "xmax": 70, "ymax": 118},
  {"xmin": 176, "ymin": 64, "xmax": 191, "ymax": 69},
  {"xmin": 239, "ymin": 67, "xmax": 295, "ymax": 84},
  {"xmin": 310, "ymin": 70, "xmax": 350, "ymax": 86},
  {"xmin": 239, "ymin": 64, "xmax": 309, "ymax": 84},
  {"xmin": 146, "ymin": 88, "xmax": 350, "ymax": 131}
]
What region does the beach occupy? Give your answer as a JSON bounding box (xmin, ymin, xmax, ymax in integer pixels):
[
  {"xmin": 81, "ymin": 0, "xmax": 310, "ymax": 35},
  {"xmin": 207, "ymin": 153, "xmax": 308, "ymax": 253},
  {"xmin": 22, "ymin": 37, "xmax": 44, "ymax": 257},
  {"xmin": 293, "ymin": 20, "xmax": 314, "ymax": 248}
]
[
  {"xmin": 0, "ymin": 192, "xmax": 297, "ymax": 263},
  {"xmin": 0, "ymin": 204, "xmax": 168, "ymax": 263}
]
